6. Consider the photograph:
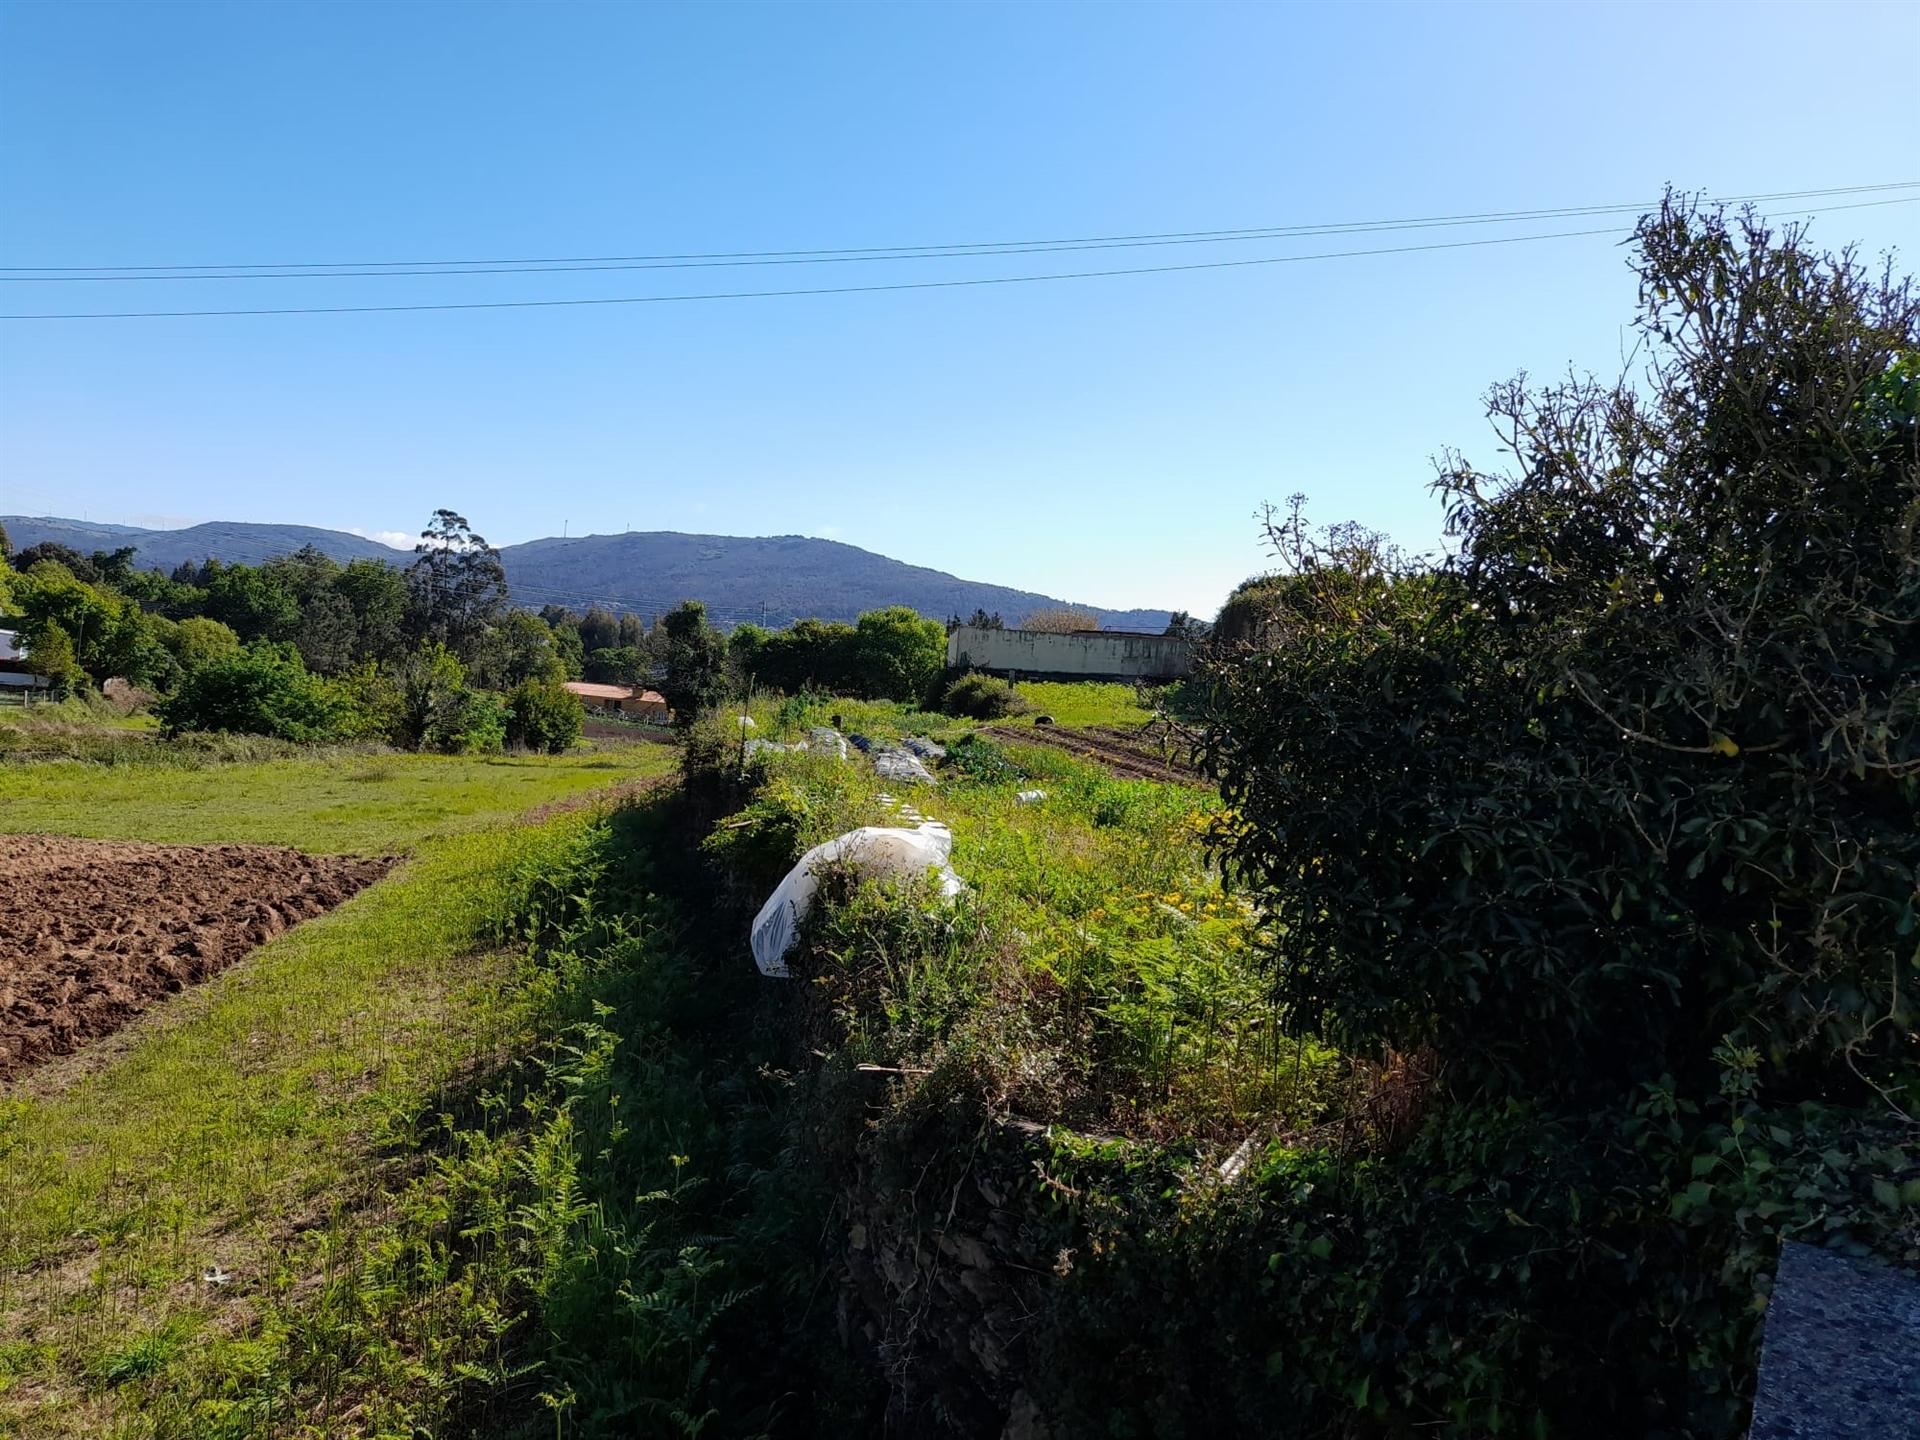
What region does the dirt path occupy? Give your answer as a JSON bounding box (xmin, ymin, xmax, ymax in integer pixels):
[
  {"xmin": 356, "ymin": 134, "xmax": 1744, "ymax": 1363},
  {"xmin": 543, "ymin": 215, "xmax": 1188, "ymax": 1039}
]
[
  {"xmin": 0, "ymin": 836, "xmax": 392, "ymax": 1081},
  {"xmin": 983, "ymin": 723, "xmax": 1206, "ymax": 786}
]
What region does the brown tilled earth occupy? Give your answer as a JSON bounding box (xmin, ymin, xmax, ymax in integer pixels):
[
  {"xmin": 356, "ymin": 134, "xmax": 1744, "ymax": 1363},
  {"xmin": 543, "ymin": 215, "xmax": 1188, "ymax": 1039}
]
[
  {"xmin": 0, "ymin": 836, "xmax": 391, "ymax": 1082},
  {"xmin": 984, "ymin": 723, "xmax": 1205, "ymax": 786}
]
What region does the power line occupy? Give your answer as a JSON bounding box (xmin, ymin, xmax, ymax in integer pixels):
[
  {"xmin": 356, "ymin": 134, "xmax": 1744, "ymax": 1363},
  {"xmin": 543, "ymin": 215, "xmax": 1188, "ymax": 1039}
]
[
  {"xmin": 0, "ymin": 224, "xmax": 1699, "ymax": 322},
  {"xmin": 8, "ymin": 183, "xmax": 1917, "ymax": 284},
  {"xmin": 7, "ymin": 197, "xmax": 1910, "ymax": 323},
  {"xmin": 5, "ymin": 180, "xmax": 1912, "ymax": 276}
]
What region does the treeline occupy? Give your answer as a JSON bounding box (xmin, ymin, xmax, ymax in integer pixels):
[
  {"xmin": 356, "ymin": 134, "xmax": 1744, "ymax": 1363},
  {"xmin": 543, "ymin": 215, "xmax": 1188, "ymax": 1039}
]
[
  {"xmin": 0, "ymin": 511, "xmax": 583, "ymax": 752},
  {"xmin": 0, "ymin": 508, "xmax": 965, "ymax": 748}
]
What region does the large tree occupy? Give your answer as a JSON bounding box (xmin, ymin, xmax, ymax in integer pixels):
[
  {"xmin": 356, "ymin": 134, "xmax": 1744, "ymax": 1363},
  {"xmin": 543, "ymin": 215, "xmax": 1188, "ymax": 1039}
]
[
  {"xmin": 657, "ymin": 600, "xmax": 730, "ymax": 725},
  {"xmin": 405, "ymin": 510, "xmax": 507, "ymax": 663}
]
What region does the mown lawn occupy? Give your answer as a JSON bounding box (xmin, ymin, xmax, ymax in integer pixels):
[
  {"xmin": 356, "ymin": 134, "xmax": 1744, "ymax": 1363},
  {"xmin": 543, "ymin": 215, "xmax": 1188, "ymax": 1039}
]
[{"xmin": 0, "ymin": 745, "xmax": 663, "ymax": 853}]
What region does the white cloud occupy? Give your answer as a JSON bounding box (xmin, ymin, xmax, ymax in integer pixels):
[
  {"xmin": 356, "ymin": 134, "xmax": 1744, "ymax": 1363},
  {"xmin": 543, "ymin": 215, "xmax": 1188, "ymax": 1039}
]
[
  {"xmin": 348, "ymin": 527, "xmax": 416, "ymax": 550},
  {"xmin": 815, "ymin": 524, "xmax": 844, "ymax": 539}
]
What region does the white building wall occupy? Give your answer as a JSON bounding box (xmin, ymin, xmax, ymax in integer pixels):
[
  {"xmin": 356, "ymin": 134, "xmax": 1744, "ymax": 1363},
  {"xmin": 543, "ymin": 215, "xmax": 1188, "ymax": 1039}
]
[{"xmin": 945, "ymin": 626, "xmax": 1192, "ymax": 681}]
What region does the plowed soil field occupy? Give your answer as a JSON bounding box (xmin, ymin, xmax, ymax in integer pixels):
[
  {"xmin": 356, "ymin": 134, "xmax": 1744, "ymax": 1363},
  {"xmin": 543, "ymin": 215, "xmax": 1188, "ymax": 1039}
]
[
  {"xmin": 984, "ymin": 723, "xmax": 1205, "ymax": 786},
  {"xmin": 1, "ymin": 836, "xmax": 391, "ymax": 1081}
]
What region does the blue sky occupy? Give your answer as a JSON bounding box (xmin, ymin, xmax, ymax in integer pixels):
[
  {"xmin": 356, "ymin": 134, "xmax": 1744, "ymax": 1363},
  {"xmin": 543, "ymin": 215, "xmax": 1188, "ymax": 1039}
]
[{"xmin": 2, "ymin": 0, "xmax": 1915, "ymax": 618}]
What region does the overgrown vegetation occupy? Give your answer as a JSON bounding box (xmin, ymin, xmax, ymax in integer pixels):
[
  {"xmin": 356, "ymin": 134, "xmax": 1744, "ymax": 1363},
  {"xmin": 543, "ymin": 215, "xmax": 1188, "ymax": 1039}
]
[
  {"xmin": 941, "ymin": 671, "xmax": 1025, "ymax": 718},
  {"xmin": 6, "ymin": 193, "xmax": 1914, "ymax": 1440},
  {"xmin": 731, "ymin": 605, "xmax": 948, "ymax": 703},
  {"xmin": 1174, "ymin": 194, "xmax": 1920, "ymax": 1431}
]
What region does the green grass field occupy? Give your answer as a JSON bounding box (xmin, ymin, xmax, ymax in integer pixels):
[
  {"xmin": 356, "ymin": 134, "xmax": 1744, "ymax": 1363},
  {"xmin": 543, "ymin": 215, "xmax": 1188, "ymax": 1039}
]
[
  {"xmin": 1007, "ymin": 679, "xmax": 1157, "ymax": 728},
  {"xmin": 0, "ymin": 746, "xmax": 661, "ymax": 853},
  {"xmin": 726, "ymin": 677, "xmax": 1159, "ymax": 745},
  {"xmin": 0, "ymin": 739, "xmax": 676, "ymax": 1435},
  {"xmin": 0, "ymin": 681, "xmax": 1193, "ymax": 1433}
]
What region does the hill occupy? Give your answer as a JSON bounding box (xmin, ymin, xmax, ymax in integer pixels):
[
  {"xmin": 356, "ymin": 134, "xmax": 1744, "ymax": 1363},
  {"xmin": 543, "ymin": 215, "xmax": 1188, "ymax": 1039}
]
[
  {"xmin": 498, "ymin": 531, "xmax": 1171, "ymax": 630},
  {"xmin": 1, "ymin": 517, "xmax": 1172, "ymax": 630},
  {"xmin": 1, "ymin": 516, "xmax": 399, "ymax": 570}
]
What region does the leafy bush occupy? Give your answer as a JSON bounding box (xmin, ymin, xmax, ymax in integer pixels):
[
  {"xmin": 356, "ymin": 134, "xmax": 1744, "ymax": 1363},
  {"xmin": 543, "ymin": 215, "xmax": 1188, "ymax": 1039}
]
[
  {"xmin": 737, "ymin": 617, "xmax": 857, "ymax": 694},
  {"xmin": 506, "ymin": 677, "xmax": 583, "ymax": 754},
  {"xmin": 168, "ymin": 615, "xmax": 242, "ymax": 671},
  {"xmin": 1201, "ymin": 197, "xmax": 1920, "ymax": 1106},
  {"xmin": 153, "ymin": 643, "xmax": 357, "ymax": 742},
  {"xmin": 943, "ymin": 672, "xmax": 1025, "ymax": 719},
  {"xmin": 659, "ymin": 600, "xmax": 731, "ymax": 726},
  {"xmin": 850, "ymin": 605, "xmax": 946, "ymax": 701},
  {"xmin": 430, "ymin": 688, "xmax": 506, "ymax": 754},
  {"xmin": 393, "ymin": 643, "xmax": 504, "ymax": 753},
  {"xmin": 9, "ymin": 559, "xmax": 176, "ymax": 688},
  {"xmin": 942, "ymin": 732, "xmax": 1025, "ymax": 784},
  {"xmin": 737, "ymin": 608, "xmax": 947, "ymax": 702}
]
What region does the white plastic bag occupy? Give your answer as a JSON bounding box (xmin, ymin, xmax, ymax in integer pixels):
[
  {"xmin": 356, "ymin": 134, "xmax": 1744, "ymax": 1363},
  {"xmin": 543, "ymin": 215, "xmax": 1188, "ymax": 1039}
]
[{"xmin": 750, "ymin": 823, "xmax": 963, "ymax": 977}]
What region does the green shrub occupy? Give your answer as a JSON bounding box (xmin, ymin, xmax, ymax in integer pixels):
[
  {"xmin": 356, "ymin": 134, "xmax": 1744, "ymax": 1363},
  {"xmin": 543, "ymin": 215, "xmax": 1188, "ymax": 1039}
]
[
  {"xmin": 850, "ymin": 606, "xmax": 946, "ymax": 701},
  {"xmin": 153, "ymin": 643, "xmax": 357, "ymax": 742},
  {"xmin": 1200, "ymin": 198, "xmax": 1920, "ymax": 1105},
  {"xmin": 168, "ymin": 615, "xmax": 242, "ymax": 672},
  {"xmin": 428, "ymin": 687, "xmax": 506, "ymax": 754},
  {"xmin": 506, "ymin": 677, "xmax": 583, "ymax": 754},
  {"xmin": 943, "ymin": 672, "xmax": 1025, "ymax": 719},
  {"xmin": 659, "ymin": 600, "xmax": 731, "ymax": 727},
  {"xmin": 942, "ymin": 733, "xmax": 1025, "ymax": 784},
  {"xmin": 21, "ymin": 621, "xmax": 82, "ymax": 698},
  {"xmin": 393, "ymin": 643, "xmax": 504, "ymax": 753}
]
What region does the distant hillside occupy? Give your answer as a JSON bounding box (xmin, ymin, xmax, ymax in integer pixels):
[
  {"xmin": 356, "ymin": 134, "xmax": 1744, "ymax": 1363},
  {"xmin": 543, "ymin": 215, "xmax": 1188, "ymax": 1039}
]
[
  {"xmin": 2, "ymin": 517, "xmax": 1172, "ymax": 631},
  {"xmin": 2, "ymin": 516, "xmax": 399, "ymax": 570},
  {"xmin": 498, "ymin": 532, "xmax": 1171, "ymax": 630}
]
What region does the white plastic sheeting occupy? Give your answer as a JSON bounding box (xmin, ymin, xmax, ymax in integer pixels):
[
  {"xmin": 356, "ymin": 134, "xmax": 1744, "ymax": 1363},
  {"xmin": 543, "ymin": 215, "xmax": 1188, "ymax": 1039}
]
[
  {"xmin": 744, "ymin": 738, "xmax": 807, "ymax": 759},
  {"xmin": 873, "ymin": 746, "xmax": 938, "ymax": 786},
  {"xmin": 1016, "ymin": 789, "xmax": 1048, "ymax": 804},
  {"xmin": 749, "ymin": 822, "xmax": 963, "ymax": 978},
  {"xmin": 902, "ymin": 736, "xmax": 947, "ymax": 760},
  {"xmin": 808, "ymin": 727, "xmax": 850, "ymax": 760}
]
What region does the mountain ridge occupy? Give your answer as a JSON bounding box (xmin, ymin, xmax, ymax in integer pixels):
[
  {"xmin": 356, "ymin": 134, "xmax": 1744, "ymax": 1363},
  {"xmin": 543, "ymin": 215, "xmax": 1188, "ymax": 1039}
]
[{"xmin": 1, "ymin": 515, "xmax": 1174, "ymax": 631}]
